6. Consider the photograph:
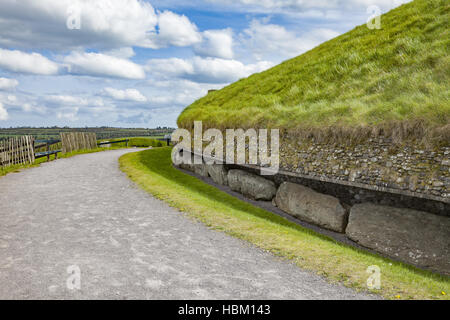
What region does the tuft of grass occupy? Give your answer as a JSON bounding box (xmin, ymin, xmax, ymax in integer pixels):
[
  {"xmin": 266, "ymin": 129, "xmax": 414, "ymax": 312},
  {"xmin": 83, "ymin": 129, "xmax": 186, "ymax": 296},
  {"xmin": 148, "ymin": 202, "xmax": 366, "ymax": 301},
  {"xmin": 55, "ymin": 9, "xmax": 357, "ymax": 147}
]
[
  {"xmin": 177, "ymin": 0, "xmax": 449, "ymax": 143},
  {"xmin": 119, "ymin": 147, "xmax": 450, "ymax": 300}
]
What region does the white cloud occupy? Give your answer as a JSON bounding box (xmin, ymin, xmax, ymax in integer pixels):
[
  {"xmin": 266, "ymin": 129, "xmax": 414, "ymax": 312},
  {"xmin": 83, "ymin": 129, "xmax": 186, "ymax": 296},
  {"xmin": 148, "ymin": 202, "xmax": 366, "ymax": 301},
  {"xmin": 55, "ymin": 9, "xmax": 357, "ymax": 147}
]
[
  {"xmin": 145, "ymin": 78, "xmax": 223, "ymax": 107},
  {"xmin": 194, "ymin": 29, "xmax": 234, "ymax": 59},
  {"xmin": 57, "ymin": 107, "xmax": 79, "ymax": 121},
  {"xmin": 0, "ymin": 102, "xmax": 8, "ymax": 120},
  {"xmin": 45, "ymin": 95, "xmax": 88, "ymax": 106},
  {"xmin": 239, "ymin": 19, "xmax": 340, "ymax": 62},
  {"xmin": 146, "ymin": 58, "xmax": 194, "ymax": 77},
  {"xmin": 208, "ymin": 0, "xmax": 410, "ymax": 13},
  {"xmin": 104, "ymin": 87, "xmax": 147, "ymax": 102},
  {"xmin": 64, "ymin": 52, "xmax": 146, "ymax": 79},
  {"xmin": 189, "ymin": 57, "xmax": 273, "ymax": 83},
  {"xmin": 0, "ymin": 48, "xmax": 147, "ymax": 80},
  {"xmin": 146, "ymin": 56, "xmax": 273, "ymax": 84},
  {"xmin": 103, "ymin": 47, "xmax": 136, "ymax": 59},
  {"xmin": 154, "ymin": 11, "xmax": 202, "ymax": 47},
  {"xmin": 0, "ymin": 49, "xmax": 59, "ymax": 75},
  {"xmin": 22, "ymin": 103, "xmax": 47, "ymax": 114},
  {"xmin": 7, "ymin": 95, "xmax": 17, "ymax": 103},
  {"xmin": 0, "ymin": 77, "xmax": 19, "ymax": 90},
  {"xmin": 22, "ymin": 103, "xmax": 33, "ymax": 112},
  {"xmin": 43, "ymin": 95, "xmax": 108, "ymax": 120},
  {"xmin": 117, "ymin": 112, "xmax": 152, "ymax": 124},
  {"xmin": 0, "ymin": 91, "xmax": 47, "ymax": 115},
  {"xmin": 0, "ymin": 0, "xmax": 202, "ymax": 50}
]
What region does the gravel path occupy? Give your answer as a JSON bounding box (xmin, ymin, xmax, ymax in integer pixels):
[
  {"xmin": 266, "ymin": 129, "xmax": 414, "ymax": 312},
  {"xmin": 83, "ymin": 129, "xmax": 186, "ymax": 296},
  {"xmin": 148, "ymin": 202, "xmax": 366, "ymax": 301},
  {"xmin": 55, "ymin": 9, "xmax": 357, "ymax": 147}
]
[{"xmin": 0, "ymin": 149, "xmax": 376, "ymax": 300}]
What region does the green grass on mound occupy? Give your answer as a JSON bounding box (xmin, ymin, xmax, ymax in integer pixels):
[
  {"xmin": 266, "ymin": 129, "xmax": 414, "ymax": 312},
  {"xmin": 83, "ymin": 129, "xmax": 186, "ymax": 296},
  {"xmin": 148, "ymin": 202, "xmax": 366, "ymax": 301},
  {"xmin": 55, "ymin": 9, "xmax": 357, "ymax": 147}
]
[
  {"xmin": 119, "ymin": 147, "xmax": 450, "ymax": 300},
  {"xmin": 178, "ymin": 0, "xmax": 449, "ymax": 139}
]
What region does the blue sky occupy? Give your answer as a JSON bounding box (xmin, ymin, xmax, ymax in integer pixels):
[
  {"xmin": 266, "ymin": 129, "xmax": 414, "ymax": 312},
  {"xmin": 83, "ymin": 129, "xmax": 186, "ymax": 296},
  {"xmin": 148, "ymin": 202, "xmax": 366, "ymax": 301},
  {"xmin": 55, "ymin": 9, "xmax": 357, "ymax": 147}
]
[{"xmin": 0, "ymin": 0, "xmax": 409, "ymax": 128}]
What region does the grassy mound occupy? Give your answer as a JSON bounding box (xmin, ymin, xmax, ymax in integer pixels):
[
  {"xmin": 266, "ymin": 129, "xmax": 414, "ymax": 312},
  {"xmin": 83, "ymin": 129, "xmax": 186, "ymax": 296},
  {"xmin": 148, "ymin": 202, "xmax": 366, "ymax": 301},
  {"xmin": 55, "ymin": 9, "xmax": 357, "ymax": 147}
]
[
  {"xmin": 178, "ymin": 0, "xmax": 449, "ymax": 142},
  {"xmin": 119, "ymin": 147, "xmax": 450, "ymax": 300}
]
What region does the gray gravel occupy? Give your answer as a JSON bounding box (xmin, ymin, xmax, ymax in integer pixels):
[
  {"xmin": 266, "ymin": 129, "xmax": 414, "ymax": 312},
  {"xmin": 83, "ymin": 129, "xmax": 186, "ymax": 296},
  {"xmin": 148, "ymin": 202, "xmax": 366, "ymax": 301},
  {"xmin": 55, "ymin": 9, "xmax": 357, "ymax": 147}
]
[{"xmin": 0, "ymin": 149, "xmax": 377, "ymax": 300}]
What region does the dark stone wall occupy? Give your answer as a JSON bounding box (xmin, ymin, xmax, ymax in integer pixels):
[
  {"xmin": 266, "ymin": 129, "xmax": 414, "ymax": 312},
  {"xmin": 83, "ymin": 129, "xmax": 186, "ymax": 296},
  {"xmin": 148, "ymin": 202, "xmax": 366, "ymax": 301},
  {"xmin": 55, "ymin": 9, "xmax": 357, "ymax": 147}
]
[{"xmin": 279, "ymin": 135, "xmax": 449, "ymax": 200}]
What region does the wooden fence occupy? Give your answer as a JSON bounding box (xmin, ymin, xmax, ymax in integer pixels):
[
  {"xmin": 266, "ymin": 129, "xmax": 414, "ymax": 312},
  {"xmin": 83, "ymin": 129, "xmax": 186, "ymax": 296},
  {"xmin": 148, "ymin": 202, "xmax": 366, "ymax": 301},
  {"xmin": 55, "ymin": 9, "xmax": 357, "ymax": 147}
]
[
  {"xmin": 0, "ymin": 136, "xmax": 35, "ymax": 167},
  {"xmin": 1, "ymin": 132, "xmax": 131, "ymax": 168},
  {"xmin": 60, "ymin": 132, "xmax": 98, "ymax": 153}
]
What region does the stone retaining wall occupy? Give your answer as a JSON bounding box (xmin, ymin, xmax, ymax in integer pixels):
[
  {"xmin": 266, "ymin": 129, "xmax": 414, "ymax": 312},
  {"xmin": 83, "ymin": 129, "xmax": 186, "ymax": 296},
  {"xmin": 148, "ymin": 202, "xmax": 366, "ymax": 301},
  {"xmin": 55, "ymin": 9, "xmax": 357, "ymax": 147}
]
[
  {"xmin": 175, "ymin": 152, "xmax": 450, "ymax": 275},
  {"xmin": 279, "ymin": 134, "xmax": 449, "ymax": 200}
]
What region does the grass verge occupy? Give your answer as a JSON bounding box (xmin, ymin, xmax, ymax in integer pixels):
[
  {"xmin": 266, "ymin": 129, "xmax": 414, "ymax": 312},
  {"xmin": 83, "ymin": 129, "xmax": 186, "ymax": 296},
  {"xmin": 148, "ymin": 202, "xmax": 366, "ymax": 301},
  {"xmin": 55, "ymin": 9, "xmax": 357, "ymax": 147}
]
[
  {"xmin": 119, "ymin": 147, "xmax": 450, "ymax": 300},
  {"xmin": 98, "ymin": 137, "xmax": 165, "ymax": 148}
]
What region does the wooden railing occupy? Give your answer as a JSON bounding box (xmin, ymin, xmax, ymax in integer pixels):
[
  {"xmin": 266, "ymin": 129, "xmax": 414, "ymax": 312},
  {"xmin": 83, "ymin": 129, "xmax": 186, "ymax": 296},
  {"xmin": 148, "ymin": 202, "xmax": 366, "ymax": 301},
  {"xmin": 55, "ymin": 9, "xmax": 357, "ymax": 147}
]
[
  {"xmin": 97, "ymin": 139, "xmax": 129, "ymax": 147},
  {"xmin": 34, "ymin": 139, "xmax": 62, "ymax": 161},
  {"xmin": 1, "ymin": 134, "xmax": 136, "ymax": 168}
]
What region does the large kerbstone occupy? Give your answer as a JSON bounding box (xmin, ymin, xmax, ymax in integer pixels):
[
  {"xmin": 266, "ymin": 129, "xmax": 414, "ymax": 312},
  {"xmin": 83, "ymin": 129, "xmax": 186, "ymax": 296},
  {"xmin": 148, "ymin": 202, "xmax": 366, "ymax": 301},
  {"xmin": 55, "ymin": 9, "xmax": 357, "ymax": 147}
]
[
  {"xmin": 175, "ymin": 152, "xmax": 209, "ymax": 178},
  {"xmin": 206, "ymin": 164, "xmax": 228, "ymax": 186},
  {"xmin": 346, "ymin": 203, "xmax": 450, "ymax": 274},
  {"xmin": 275, "ymin": 182, "xmax": 348, "ymax": 232},
  {"xmin": 228, "ymin": 170, "xmax": 277, "ymax": 201},
  {"xmin": 174, "ymin": 150, "xmax": 195, "ymax": 172}
]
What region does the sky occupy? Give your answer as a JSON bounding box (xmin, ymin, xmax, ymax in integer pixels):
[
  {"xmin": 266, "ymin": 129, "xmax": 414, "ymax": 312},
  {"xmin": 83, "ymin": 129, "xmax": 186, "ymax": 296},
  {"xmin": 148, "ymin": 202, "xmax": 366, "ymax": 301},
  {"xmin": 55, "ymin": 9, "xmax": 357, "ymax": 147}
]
[{"xmin": 0, "ymin": 0, "xmax": 410, "ymax": 128}]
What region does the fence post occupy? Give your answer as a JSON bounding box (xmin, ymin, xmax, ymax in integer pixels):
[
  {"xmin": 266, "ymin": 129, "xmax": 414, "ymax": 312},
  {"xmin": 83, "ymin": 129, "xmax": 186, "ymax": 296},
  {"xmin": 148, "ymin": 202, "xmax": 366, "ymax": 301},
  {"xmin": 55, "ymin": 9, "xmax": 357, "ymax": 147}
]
[{"xmin": 46, "ymin": 142, "xmax": 50, "ymax": 162}]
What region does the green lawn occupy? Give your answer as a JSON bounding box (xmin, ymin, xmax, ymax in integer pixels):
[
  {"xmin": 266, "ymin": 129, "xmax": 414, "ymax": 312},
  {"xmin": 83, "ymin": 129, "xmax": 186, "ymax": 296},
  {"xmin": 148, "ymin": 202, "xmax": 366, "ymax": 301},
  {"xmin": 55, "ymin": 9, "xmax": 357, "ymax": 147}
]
[
  {"xmin": 98, "ymin": 137, "xmax": 165, "ymax": 148},
  {"xmin": 178, "ymin": 0, "xmax": 449, "ymax": 144},
  {"xmin": 119, "ymin": 147, "xmax": 449, "ymax": 300}
]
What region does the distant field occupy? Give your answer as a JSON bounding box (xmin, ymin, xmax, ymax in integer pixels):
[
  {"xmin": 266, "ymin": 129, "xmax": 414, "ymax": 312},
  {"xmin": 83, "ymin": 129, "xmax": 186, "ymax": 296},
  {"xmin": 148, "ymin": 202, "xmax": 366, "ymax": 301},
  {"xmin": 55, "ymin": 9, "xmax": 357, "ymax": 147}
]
[
  {"xmin": 0, "ymin": 127, "xmax": 174, "ymax": 141},
  {"xmin": 99, "ymin": 137, "xmax": 166, "ymax": 148}
]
